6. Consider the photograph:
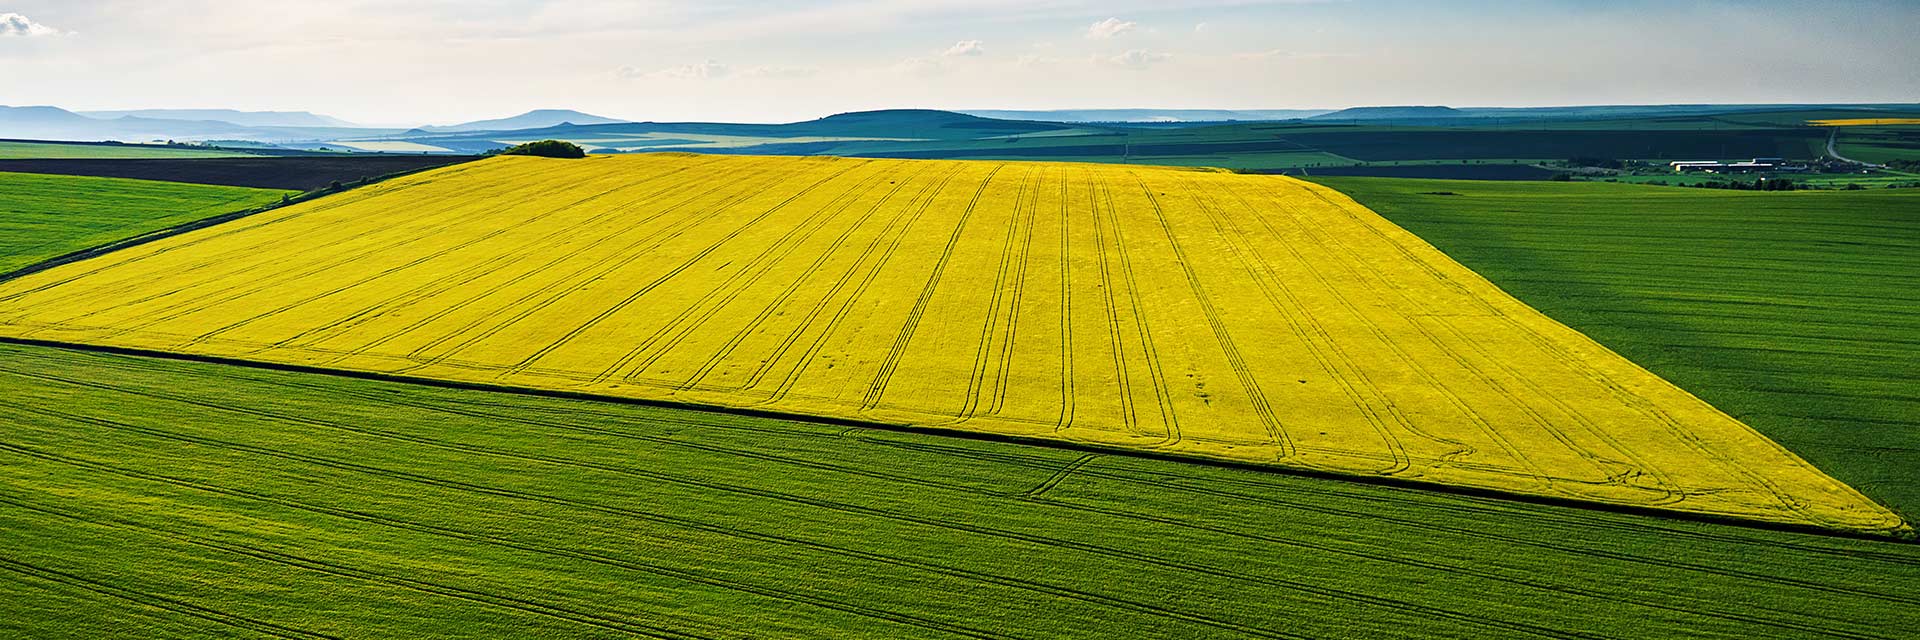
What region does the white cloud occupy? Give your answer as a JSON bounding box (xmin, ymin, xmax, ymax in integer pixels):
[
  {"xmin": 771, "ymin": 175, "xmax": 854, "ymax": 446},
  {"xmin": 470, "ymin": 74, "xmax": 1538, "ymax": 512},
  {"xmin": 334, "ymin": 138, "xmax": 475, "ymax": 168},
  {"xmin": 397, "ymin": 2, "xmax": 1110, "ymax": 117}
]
[
  {"xmin": 943, "ymin": 39, "xmax": 984, "ymax": 57},
  {"xmin": 1100, "ymin": 49, "xmax": 1171, "ymax": 68},
  {"xmin": 1234, "ymin": 49, "xmax": 1356, "ymax": 61},
  {"xmin": 616, "ymin": 61, "xmax": 815, "ymax": 81},
  {"xmin": 0, "ymin": 12, "xmax": 58, "ymax": 37},
  {"xmin": 648, "ymin": 60, "xmax": 732, "ymax": 80},
  {"xmin": 740, "ymin": 65, "xmax": 818, "ymax": 79},
  {"xmin": 1087, "ymin": 17, "xmax": 1135, "ymax": 39},
  {"xmin": 1194, "ymin": 22, "xmax": 1209, "ymax": 33}
]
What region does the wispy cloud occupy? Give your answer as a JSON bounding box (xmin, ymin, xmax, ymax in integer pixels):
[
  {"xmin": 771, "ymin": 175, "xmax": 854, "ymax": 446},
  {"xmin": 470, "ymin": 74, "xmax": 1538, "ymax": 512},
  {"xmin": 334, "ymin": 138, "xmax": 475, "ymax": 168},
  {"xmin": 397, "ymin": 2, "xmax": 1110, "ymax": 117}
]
[
  {"xmin": 619, "ymin": 60, "xmax": 731, "ymax": 80},
  {"xmin": 1086, "ymin": 17, "xmax": 1135, "ymax": 39},
  {"xmin": 1234, "ymin": 49, "xmax": 1357, "ymax": 61},
  {"xmin": 0, "ymin": 12, "xmax": 59, "ymax": 37},
  {"xmin": 943, "ymin": 39, "xmax": 984, "ymax": 57},
  {"xmin": 1099, "ymin": 49, "xmax": 1171, "ymax": 68},
  {"xmin": 739, "ymin": 65, "xmax": 818, "ymax": 79}
]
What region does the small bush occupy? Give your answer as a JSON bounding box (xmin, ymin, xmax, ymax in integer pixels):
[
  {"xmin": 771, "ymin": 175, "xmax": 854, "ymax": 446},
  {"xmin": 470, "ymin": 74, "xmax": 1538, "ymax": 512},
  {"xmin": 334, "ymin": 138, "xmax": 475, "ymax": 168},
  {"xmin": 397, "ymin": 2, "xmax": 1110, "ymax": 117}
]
[{"xmin": 498, "ymin": 140, "xmax": 587, "ymax": 159}]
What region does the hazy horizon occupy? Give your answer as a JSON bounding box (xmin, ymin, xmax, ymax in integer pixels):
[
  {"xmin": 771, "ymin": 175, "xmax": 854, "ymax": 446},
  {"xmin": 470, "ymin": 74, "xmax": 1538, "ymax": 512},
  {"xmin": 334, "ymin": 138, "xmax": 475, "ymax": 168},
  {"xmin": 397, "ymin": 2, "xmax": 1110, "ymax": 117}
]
[{"xmin": 4, "ymin": 0, "xmax": 1917, "ymax": 126}]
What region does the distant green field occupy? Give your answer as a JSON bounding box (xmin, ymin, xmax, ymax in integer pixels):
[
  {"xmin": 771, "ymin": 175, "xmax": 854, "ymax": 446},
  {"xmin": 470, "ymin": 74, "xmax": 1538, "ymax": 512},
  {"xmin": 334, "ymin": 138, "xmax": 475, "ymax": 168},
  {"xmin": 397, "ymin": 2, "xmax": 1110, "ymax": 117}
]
[
  {"xmin": 0, "ymin": 172, "xmax": 292, "ymax": 273},
  {"xmin": 0, "ymin": 141, "xmax": 259, "ymax": 159},
  {"xmin": 3, "ymin": 342, "xmax": 1917, "ymax": 639},
  {"xmin": 1315, "ymin": 178, "xmax": 1920, "ymax": 519},
  {"xmin": 1590, "ymin": 172, "xmax": 1920, "ymax": 190},
  {"xmin": 1834, "ymin": 126, "xmax": 1920, "ymax": 164}
]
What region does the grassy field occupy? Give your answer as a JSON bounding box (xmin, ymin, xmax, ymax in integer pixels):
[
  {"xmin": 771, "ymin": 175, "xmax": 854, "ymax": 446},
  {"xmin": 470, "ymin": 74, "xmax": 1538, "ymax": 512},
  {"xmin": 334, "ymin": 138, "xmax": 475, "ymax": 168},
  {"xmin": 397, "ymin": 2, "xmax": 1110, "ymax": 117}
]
[
  {"xmin": 1312, "ymin": 178, "xmax": 1920, "ymax": 521},
  {"xmin": 0, "ymin": 171, "xmax": 292, "ymax": 274},
  {"xmin": 0, "ymin": 153, "xmax": 1895, "ymax": 532},
  {"xmin": 4, "ymin": 341, "xmax": 1918, "ymax": 639},
  {"xmin": 1832, "ymin": 125, "xmax": 1920, "ymax": 164},
  {"xmin": 0, "ymin": 141, "xmax": 259, "ymax": 159},
  {"xmin": 1809, "ymin": 118, "xmax": 1920, "ymax": 127}
]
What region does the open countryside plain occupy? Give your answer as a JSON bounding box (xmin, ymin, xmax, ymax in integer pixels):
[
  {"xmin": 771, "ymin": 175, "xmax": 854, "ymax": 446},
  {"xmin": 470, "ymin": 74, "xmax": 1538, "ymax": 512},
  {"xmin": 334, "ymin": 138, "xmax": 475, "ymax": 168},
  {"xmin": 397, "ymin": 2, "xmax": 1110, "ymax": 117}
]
[{"xmin": 0, "ymin": 153, "xmax": 1899, "ymax": 533}]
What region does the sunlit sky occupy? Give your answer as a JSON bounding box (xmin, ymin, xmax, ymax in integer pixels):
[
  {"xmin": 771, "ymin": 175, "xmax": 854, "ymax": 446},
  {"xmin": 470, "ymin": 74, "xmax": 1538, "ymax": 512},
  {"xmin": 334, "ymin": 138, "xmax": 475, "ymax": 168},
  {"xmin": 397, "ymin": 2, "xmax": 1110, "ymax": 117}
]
[{"xmin": 3, "ymin": 0, "xmax": 1916, "ymax": 126}]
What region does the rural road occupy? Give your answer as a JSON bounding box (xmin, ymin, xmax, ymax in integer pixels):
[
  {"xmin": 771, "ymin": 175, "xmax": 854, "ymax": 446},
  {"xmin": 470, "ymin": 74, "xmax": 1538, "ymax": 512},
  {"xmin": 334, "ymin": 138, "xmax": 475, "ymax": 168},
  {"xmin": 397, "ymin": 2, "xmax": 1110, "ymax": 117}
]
[{"xmin": 1825, "ymin": 127, "xmax": 1881, "ymax": 166}]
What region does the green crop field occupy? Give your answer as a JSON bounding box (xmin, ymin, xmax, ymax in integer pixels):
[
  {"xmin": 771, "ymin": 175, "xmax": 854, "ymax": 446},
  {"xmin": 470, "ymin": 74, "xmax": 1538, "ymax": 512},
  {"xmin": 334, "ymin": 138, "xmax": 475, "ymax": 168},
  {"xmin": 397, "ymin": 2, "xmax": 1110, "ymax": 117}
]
[
  {"xmin": 3, "ymin": 342, "xmax": 1917, "ymax": 639},
  {"xmin": 0, "ymin": 172, "xmax": 292, "ymax": 273},
  {"xmin": 1313, "ymin": 178, "xmax": 1920, "ymax": 520},
  {"xmin": 0, "ymin": 141, "xmax": 260, "ymax": 159}
]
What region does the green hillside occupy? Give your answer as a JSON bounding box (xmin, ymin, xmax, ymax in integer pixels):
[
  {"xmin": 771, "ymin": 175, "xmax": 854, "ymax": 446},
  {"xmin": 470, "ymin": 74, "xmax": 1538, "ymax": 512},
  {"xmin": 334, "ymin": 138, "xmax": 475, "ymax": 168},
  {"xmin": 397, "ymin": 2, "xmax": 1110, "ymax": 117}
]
[{"xmin": 0, "ymin": 172, "xmax": 292, "ymax": 273}]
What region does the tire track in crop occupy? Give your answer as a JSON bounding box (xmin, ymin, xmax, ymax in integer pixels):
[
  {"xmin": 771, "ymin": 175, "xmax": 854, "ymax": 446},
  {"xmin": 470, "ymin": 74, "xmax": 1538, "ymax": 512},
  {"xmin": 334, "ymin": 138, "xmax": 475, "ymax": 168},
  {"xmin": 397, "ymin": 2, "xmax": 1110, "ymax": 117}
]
[
  {"xmin": 1203, "ymin": 180, "xmax": 1528, "ymax": 475},
  {"xmin": 183, "ymin": 163, "xmax": 712, "ymax": 347},
  {"xmin": 0, "ymin": 161, "xmax": 495, "ymax": 307},
  {"xmin": 1086, "ymin": 462, "xmax": 1920, "ymax": 613},
  {"xmin": 1019, "ymin": 492, "xmax": 1898, "ymax": 640},
  {"xmin": 985, "ymin": 165, "xmax": 1043, "ymax": 418},
  {"xmin": 1, "ymin": 403, "xmax": 1309, "ymax": 640},
  {"xmin": 390, "ymin": 161, "xmax": 837, "ymax": 371},
  {"xmin": 1174, "ymin": 178, "xmax": 1409, "ymax": 474},
  {"xmin": 838, "ymin": 427, "xmax": 1920, "ymax": 619},
  {"xmin": 1052, "ymin": 167, "xmax": 1076, "ymax": 433},
  {"xmin": 1131, "ymin": 174, "xmax": 1290, "ymax": 454},
  {"xmin": 230, "ymin": 156, "xmax": 735, "ymax": 351},
  {"xmin": 11, "ymin": 161, "xmax": 580, "ymax": 328},
  {"xmin": 7, "ymin": 403, "xmax": 1589, "ymax": 640},
  {"xmin": 1080, "ymin": 169, "xmax": 1138, "ymax": 437},
  {"xmin": 0, "ymin": 442, "xmax": 1019, "ymax": 640},
  {"xmin": 1090, "ymin": 172, "xmax": 1179, "ymax": 446},
  {"xmin": 33, "ymin": 162, "xmax": 605, "ymax": 339},
  {"xmin": 601, "ymin": 166, "xmax": 901, "ymax": 385},
  {"xmin": 1219, "ymin": 179, "xmax": 1530, "ymax": 476},
  {"xmin": 1261, "ymin": 180, "xmax": 1673, "ymax": 497},
  {"xmin": 2, "ymin": 359, "xmax": 1708, "ymax": 640},
  {"xmin": 861, "ymin": 164, "xmax": 1005, "ymax": 410},
  {"xmin": 1024, "ymin": 455, "xmax": 1099, "ymax": 498},
  {"xmin": 499, "ymin": 160, "xmax": 874, "ymax": 378},
  {"xmin": 952, "ymin": 165, "xmax": 1037, "ymax": 422},
  {"xmin": 749, "ymin": 164, "xmax": 965, "ymax": 399},
  {"xmin": 0, "ymin": 555, "xmax": 338, "ymax": 640},
  {"xmin": 1289, "ymin": 181, "xmax": 1829, "ymax": 523},
  {"xmin": 678, "ymin": 163, "xmax": 941, "ymax": 391},
  {"xmin": 334, "ymin": 160, "xmax": 800, "ymax": 365},
  {"xmin": 0, "ymin": 492, "xmax": 709, "ymax": 640},
  {"xmin": 142, "ymin": 162, "xmax": 654, "ymax": 333}
]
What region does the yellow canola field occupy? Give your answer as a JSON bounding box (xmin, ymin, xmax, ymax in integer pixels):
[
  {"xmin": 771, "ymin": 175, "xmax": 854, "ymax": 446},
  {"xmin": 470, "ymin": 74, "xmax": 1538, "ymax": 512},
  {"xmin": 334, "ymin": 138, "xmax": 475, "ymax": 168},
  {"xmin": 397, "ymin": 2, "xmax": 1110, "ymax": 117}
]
[
  {"xmin": 1807, "ymin": 118, "xmax": 1920, "ymax": 126},
  {"xmin": 0, "ymin": 153, "xmax": 1901, "ymax": 533}
]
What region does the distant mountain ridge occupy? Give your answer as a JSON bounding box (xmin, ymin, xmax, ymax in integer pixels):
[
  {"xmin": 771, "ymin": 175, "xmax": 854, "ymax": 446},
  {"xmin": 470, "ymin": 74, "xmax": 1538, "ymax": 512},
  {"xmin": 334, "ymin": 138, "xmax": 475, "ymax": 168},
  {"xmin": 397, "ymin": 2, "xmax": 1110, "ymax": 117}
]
[
  {"xmin": 1308, "ymin": 106, "xmax": 1466, "ymax": 121},
  {"xmin": 424, "ymin": 109, "xmax": 628, "ymax": 133},
  {"xmin": 77, "ymin": 109, "xmax": 357, "ymax": 128},
  {"xmin": 961, "ymin": 108, "xmax": 1334, "ymax": 123}
]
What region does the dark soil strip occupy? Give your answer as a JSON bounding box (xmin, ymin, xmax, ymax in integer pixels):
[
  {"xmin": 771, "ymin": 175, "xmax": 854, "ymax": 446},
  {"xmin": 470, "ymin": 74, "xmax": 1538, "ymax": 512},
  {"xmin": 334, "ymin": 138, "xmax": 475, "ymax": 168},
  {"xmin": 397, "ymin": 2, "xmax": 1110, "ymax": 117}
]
[{"xmin": 0, "ymin": 156, "xmax": 476, "ymax": 191}]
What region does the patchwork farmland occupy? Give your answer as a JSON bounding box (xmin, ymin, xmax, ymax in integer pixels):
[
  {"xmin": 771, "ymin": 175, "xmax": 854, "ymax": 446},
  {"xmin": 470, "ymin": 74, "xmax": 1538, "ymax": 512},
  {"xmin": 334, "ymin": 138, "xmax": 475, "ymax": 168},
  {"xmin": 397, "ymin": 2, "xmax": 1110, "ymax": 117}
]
[{"xmin": 0, "ymin": 153, "xmax": 1899, "ymax": 533}]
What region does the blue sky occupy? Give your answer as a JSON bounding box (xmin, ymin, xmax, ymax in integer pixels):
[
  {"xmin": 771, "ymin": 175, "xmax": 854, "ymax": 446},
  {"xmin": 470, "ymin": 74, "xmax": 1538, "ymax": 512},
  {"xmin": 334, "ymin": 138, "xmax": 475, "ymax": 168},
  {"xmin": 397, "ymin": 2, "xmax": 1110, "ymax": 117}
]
[{"xmin": 2, "ymin": 0, "xmax": 1915, "ymax": 125}]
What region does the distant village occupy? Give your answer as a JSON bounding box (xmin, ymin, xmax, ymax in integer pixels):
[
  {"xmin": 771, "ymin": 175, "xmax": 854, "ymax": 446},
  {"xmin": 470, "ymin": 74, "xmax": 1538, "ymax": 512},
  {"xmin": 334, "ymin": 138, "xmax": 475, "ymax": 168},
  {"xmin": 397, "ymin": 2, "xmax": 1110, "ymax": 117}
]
[{"xmin": 1668, "ymin": 157, "xmax": 1873, "ymax": 174}]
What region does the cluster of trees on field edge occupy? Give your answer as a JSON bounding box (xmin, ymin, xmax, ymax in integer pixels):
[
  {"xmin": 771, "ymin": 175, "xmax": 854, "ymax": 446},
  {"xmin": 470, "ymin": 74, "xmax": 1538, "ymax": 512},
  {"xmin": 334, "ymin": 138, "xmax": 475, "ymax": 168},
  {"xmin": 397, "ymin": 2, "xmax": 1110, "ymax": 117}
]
[{"xmin": 486, "ymin": 140, "xmax": 586, "ymax": 159}]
